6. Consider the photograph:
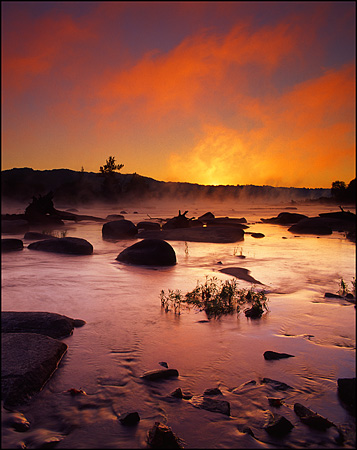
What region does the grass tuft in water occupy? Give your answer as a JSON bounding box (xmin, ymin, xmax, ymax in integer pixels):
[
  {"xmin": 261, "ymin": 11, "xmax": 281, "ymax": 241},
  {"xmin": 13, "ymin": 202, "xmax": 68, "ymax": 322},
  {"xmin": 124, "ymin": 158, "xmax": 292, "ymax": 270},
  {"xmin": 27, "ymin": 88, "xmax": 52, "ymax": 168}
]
[{"xmin": 160, "ymin": 276, "xmax": 269, "ymax": 319}]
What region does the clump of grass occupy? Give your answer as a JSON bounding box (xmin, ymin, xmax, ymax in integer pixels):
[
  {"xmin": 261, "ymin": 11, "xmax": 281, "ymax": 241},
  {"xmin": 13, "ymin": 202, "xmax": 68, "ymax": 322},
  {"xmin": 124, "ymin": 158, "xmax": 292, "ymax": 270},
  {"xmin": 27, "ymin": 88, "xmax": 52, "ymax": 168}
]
[
  {"xmin": 337, "ymin": 277, "xmax": 356, "ymax": 298},
  {"xmin": 160, "ymin": 276, "xmax": 269, "ymax": 319}
]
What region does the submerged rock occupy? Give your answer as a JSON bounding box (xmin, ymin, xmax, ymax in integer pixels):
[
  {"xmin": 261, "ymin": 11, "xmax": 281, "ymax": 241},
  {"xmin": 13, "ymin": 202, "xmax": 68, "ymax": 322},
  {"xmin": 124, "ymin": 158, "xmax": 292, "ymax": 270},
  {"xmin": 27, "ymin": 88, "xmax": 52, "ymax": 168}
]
[
  {"xmin": 116, "ymin": 239, "xmax": 176, "ymax": 266},
  {"xmin": 189, "ymin": 395, "xmax": 230, "ymax": 416},
  {"xmin": 219, "ymin": 267, "xmax": 263, "ymax": 284},
  {"xmin": 261, "ymin": 378, "xmax": 293, "ymax": 391}
]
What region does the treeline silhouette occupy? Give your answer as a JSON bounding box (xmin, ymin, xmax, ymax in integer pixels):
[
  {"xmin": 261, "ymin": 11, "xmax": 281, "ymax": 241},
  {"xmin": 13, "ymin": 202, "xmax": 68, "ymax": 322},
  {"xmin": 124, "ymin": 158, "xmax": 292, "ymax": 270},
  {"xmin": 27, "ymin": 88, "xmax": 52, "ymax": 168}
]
[{"xmin": 1, "ymin": 167, "xmax": 354, "ymax": 206}]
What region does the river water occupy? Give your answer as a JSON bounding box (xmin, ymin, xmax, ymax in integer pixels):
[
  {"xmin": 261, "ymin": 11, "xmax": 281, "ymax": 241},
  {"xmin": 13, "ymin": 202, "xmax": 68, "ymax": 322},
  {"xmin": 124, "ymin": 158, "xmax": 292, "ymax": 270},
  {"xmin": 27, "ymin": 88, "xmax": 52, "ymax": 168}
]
[{"xmin": 1, "ymin": 199, "xmax": 356, "ymax": 449}]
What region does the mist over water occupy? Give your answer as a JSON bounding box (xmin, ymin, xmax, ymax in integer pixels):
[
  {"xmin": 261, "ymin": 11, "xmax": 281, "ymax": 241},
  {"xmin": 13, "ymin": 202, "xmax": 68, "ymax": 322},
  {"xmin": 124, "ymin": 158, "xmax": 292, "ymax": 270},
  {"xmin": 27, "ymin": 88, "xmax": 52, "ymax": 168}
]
[{"xmin": 1, "ymin": 197, "xmax": 355, "ymax": 449}]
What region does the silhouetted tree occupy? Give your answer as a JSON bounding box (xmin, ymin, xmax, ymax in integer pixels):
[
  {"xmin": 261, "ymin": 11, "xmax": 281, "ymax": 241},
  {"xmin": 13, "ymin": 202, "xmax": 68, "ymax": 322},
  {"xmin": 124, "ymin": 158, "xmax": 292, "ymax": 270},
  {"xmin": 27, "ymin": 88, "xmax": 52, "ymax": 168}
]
[
  {"xmin": 331, "ymin": 180, "xmax": 346, "ymax": 201},
  {"xmin": 99, "ymin": 156, "xmax": 124, "ymax": 174}
]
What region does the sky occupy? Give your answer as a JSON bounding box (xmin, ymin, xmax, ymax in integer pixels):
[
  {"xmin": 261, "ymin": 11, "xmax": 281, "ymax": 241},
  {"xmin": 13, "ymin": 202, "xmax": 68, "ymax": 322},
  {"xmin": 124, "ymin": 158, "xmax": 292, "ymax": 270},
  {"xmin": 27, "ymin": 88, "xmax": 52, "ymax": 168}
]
[{"xmin": 1, "ymin": 1, "xmax": 356, "ymax": 188}]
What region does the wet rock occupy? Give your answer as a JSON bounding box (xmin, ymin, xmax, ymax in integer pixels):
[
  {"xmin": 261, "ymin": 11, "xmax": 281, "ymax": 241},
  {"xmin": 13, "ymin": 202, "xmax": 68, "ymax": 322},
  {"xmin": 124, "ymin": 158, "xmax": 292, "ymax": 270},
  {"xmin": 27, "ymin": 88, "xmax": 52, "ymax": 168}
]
[
  {"xmin": 203, "ymin": 387, "xmax": 222, "ymax": 396},
  {"xmin": 1, "ymin": 238, "xmax": 24, "ymax": 252},
  {"xmin": 147, "ymin": 422, "xmax": 183, "ymax": 449},
  {"xmin": 261, "ymin": 378, "xmax": 293, "ymax": 391},
  {"xmin": 324, "ymin": 292, "xmax": 344, "ymax": 298},
  {"xmin": 294, "ymin": 403, "xmax": 335, "ymax": 430},
  {"xmin": 250, "ymin": 232, "xmax": 265, "ymax": 238},
  {"xmin": 119, "ymin": 411, "xmax": 140, "ymax": 425},
  {"xmin": 288, "ymin": 217, "xmax": 333, "ymax": 235},
  {"xmin": 139, "ymin": 226, "xmax": 245, "ymax": 243},
  {"xmin": 116, "ymin": 239, "xmax": 176, "ymax": 266},
  {"xmin": 141, "ymin": 368, "xmax": 179, "ymax": 381},
  {"xmin": 198, "ymin": 212, "xmax": 215, "ymax": 221},
  {"xmin": 2, "ymin": 312, "xmax": 86, "ymax": 339},
  {"xmin": 159, "ymin": 361, "xmax": 168, "ymax": 368},
  {"xmin": 2, "ymin": 409, "xmax": 30, "ymax": 432},
  {"xmin": 263, "ymin": 351, "xmax": 295, "ymax": 360},
  {"xmin": 28, "ymin": 237, "xmax": 93, "ymax": 255},
  {"xmin": 2, "ymin": 333, "xmax": 67, "ymax": 407},
  {"xmin": 244, "ymin": 304, "xmax": 264, "ymax": 318},
  {"xmin": 170, "ymin": 388, "xmax": 192, "ymax": 400},
  {"xmin": 263, "ymin": 412, "xmax": 294, "ymax": 435},
  {"xmin": 205, "ymin": 217, "xmax": 248, "ymax": 228},
  {"xmin": 261, "ymin": 212, "xmax": 308, "ymax": 225},
  {"xmin": 105, "ymin": 214, "xmax": 124, "ymax": 221},
  {"xmin": 137, "ymin": 221, "xmax": 161, "ymax": 231},
  {"xmin": 66, "ymin": 388, "xmax": 87, "ymax": 396},
  {"xmin": 102, "ymin": 219, "xmax": 138, "ymax": 239},
  {"xmin": 189, "ymin": 395, "xmax": 230, "ymax": 416},
  {"xmin": 268, "ymin": 397, "xmax": 284, "ymax": 407},
  {"xmin": 337, "ymin": 378, "xmax": 356, "ymax": 411}
]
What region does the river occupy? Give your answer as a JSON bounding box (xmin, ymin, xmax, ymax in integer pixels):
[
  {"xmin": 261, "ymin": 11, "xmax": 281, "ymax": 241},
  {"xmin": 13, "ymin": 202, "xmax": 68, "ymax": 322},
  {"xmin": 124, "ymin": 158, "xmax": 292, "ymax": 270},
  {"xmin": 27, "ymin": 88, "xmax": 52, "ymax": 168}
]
[{"xmin": 1, "ymin": 199, "xmax": 356, "ymax": 449}]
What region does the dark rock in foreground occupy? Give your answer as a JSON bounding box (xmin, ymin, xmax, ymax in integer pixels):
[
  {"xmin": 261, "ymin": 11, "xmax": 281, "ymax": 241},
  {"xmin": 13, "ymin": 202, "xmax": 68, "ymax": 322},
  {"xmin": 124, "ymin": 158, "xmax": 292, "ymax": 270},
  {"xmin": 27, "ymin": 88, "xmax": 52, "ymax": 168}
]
[
  {"xmin": 294, "ymin": 403, "xmax": 335, "ymax": 430},
  {"xmin": 1, "ymin": 311, "xmax": 86, "ymax": 339},
  {"xmin": 337, "ymin": 378, "xmax": 356, "ymax": 411},
  {"xmin": 141, "ymin": 368, "xmax": 179, "ymax": 381},
  {"xmin": 1, "ymin": 238, "xmax": 24, "ymax": 252},
  {"xmin": 138, "ymin": 226, "xmax": 244, "ymax": 243},
  {"xmin": 117, "ymin": 239, "xmax": 176, "ymax": 266},
  {"xmin": 119, "ymin": 411, "xmax": 140, "ymax": 425},
  {"xmin": 147, "ymin": 422, "xmax": 183, "ymax": 448},
  {"xmin": 264, "ymin": 351, "xmax": 295, "ymax": 360},
  {"xmin": 102, "ymin": 219, "xmax": 138, "ymax": 239},
  {"xmin": 264, "ymin": 412, "xmax": 294, "ymax": 435},
  {"xmin": 1, "ymin": 333, "xmax": 67, "ymax": 408},
  {"xmin": 28, "ymin": 237, "xmax": 93, "ymax": 255}
]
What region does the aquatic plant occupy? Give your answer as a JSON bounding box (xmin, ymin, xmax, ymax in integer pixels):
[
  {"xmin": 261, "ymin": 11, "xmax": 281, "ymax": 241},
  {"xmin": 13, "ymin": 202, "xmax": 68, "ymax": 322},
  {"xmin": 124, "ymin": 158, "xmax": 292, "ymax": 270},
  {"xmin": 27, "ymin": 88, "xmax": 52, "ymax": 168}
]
[
  {"xmin": 160, "ymin": 276, "xmax": 269, "ymax": 319},
  {"xmin": 337, "ymin": 277, "xmax": 356, "ymax": 297}
]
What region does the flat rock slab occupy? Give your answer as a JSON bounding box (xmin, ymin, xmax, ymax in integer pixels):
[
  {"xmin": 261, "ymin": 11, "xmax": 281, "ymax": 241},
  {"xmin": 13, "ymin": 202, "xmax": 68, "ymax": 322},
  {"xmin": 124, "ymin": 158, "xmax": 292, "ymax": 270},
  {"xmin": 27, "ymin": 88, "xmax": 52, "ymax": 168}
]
[
  {"xmin": 219, "ymin": 267, "xmax": 263, "ymax": 284},
  {"xmin": 138, "ymin": 226, "xmax": 244, "ymax": 243},
  {"xmin": 1, "ymin": 333, "xmax": 67, "ymax": 407},
  {"xmin": 2, "ymin": 312, "xmax": 86, "ymax": 339}
]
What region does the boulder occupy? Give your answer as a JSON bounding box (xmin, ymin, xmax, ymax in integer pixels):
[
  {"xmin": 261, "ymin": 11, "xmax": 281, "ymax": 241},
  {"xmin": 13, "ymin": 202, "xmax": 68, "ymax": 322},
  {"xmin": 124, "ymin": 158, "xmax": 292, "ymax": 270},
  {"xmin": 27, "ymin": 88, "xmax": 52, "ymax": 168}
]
[
  {"xmin": 147, "ymin": 422, "xmax": 183, "ymax": 449},
  {"xmin": 105, "ymin": 214, "xmax": 124, "ymax": 221},
  {"xmin": 28, "ymin": 237, "xmax": 93, "ymax": 255},
  {"xmin": 250, "ymin": 232, "xmax": 265, "ymax": 238},
  {"xmin": 205, "ymin": 217, "xmax": 248, "ymax": 228},
  {"xmin": 137, "ymin": 221, "xmax": 161, "ymax": 231},
  {"xmin": 102, "ymin": 219, "xmax": 138, "ymax": 239},
  {"xmin": 261, "ymin": 212, "xmax": 308, "ymax": 225},
  {"xmin": 288, "ymin": 217, "xmax": 333, "ymax": 235},
  {"xmin": 337, "ymin": 378, "xmax": 356, "ymax": 410},
  {"xmin": 119, "ymin": 412, "xmax": 140, "ymax": 425},
  {"xmin": 116, "ymin": 239, "xmax": 176, "ymax": 266},
  {"xmin": 264, "ymin": 351, "xmax": 295, "ymax": 360},
  {"xmin": 138, "ymin": 226, "xmax": 244, "ymax": 243},
  {"xmin": 1, "ymin": 333, "xmax": 67, "ymax": 407},
  {"xmin": 293, "ymin": 403, "xmax": 334, "ymax": 430},
  {"xmin": 141, "ymin": 368, "xmax": 179, "ymax": 381},
  {"xmin": 1, "ymin": 238, "xmax": 24, "ymax": 252},
  {"xmin": 263, "ymin": 412, "xmax": 294, "ymax": 435},
  {"xmin": 1, "ymin": 311, "xmax": 86, "ymax": 339},
  {"xmin": 198, "ymin": 212, "xmax": 215, "ymax": 221},
  {"xmin": 189, "ymin": 395, "xmax": 230, "ymax": 416}
]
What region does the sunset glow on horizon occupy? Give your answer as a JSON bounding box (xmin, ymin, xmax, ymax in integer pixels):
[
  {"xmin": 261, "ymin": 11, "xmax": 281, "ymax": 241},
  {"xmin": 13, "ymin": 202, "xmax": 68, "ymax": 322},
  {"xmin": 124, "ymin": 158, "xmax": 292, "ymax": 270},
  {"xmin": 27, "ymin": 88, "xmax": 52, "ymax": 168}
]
[{"xmin": 1, "ymin": 1, "xmax": 356, "ymax": 188}]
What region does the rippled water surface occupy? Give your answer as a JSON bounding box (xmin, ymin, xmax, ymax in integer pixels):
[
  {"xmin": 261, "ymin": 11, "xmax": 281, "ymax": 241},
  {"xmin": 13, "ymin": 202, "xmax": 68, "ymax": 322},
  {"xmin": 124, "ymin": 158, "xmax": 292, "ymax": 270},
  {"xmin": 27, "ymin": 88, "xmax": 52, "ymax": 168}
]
[{"xmin": 1, "ymin": 200, "xmax": 356, "ymax": 449}]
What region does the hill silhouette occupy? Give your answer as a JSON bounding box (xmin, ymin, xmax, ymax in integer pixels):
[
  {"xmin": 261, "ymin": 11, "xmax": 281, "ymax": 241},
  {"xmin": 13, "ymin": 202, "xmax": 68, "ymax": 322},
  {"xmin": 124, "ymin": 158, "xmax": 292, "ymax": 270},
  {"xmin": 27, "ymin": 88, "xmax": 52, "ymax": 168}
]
[{"xmin": 1, "ymin": 167, "xmax": 332, "ymax": 207}]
